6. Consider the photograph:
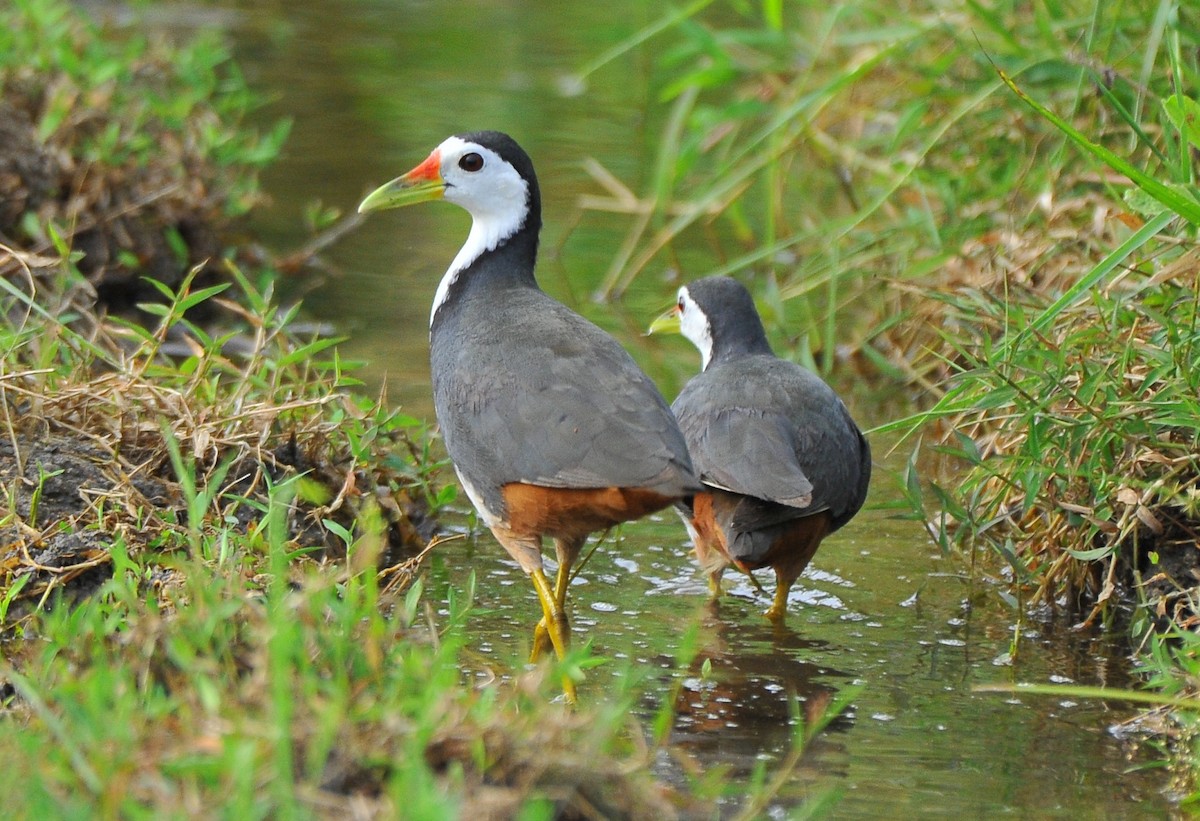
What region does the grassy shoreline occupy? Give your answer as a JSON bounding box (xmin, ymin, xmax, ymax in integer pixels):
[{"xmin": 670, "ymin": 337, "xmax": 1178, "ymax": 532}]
[{"xmin": 4, "ymin": 0, "xmax": 1200, "ymax": 814}]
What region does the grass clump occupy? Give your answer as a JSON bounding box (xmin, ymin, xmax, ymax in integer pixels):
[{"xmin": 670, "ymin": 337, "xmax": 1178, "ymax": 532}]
[
  {"xmin": 0, "ymin": 0, "xmax": 289, "ymax": 308},
  {"xmin": 908, "ymin": 260, "xmax": 1200, "ymax": 625},
  {"xmin": 0, "ymin": 251, "xmax": 436, "ymax": 623},
  {"xmin": 0, "ymin": 510, "xmax": 681, "ymax": 818},
  {"xmin": 895, "ymin": 7, "xmax": 1200, "ymax": 630}
]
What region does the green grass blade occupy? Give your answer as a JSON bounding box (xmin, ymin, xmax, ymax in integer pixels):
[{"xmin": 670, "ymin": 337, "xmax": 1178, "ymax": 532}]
[
  {"xmin": 3, "ymin": 666, "xmax": 103, "ymax": 795},
  {"xmin": 1010, "ymin": 209, "xmax": 1175, "ymax": 346},
  {"xmin": 871, "ymin": 209, "xmax": 1175, "ymax": 439},
  {"xmin": 998, "ymin": 69, "xmax": 1200, "ymax": 225}
]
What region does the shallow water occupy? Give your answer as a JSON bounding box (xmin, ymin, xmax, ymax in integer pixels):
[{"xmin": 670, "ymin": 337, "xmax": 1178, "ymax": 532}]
[
  {"xmin": 424, "ymin": 458, "xmax": 1163, "ymax": 818},
  {"xmin": 193, "ymin": 0, "xmax": 1181, "ymax": 815}
]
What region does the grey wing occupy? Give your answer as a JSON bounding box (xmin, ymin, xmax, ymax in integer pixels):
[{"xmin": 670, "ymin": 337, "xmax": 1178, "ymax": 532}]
[
  {"xmin": 785, "ymin": 388, "xmax": 870, "ymax": 530},
  {"xmin": 825, "ymin": 406, "xmax": 871, "ymax": 531},
  {"xmin": 434, "ymin": 303, "xmax": 696, "ymax": 512},
  {"xmin": 675, "ymin": 396, "xmax": 815, "ymax": 510},
  {"xmin": 672, "ymin": 357, "xmax": 869, "ymax": 526}
]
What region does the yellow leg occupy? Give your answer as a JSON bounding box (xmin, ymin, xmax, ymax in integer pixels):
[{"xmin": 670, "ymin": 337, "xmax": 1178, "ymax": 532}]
[
  {"xmin": 530, "ymin": 621, "xmax": 549, "ymax": 662},
  {"xmin": 530, "ymin": 557, "xmax": 572, "ymax": 662},
  {"xmin": 530, "ymin": 568, "xmax": 577, "ymax": 703},
  {"xmin": 764, "ymin": 571, "xmax": 792, "ymax": 623}
]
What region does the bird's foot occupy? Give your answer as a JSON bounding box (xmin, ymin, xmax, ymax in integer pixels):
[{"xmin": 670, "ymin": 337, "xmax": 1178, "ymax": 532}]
[
  {"xmin": 763, "ymin": 580, "xmax": 791, "ymax": 623},
  {"xmin": 762, "ymin": 603, "xmax": 787, "ymax": 623},
  {"xmin": 706, "ymin": 571, "xmax": 724, "ymax": 599}
]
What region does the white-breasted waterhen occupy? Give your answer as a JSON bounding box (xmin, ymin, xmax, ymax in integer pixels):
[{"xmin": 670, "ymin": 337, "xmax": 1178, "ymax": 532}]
[
  {"xmin": 651, "ymin": 276, "xmax": 870, "ymax": 622},
  {"xmin": 358, "ymin": 131, "xmax": 699, "ymax": 697}
]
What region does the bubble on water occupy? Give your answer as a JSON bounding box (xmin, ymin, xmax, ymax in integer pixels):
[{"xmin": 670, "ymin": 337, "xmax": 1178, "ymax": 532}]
[
  {"xmin": 591, "ymin": 601, "xmax": 617, "ymax": 612},
  {"xmin": 613, "ymin": 557, "xmax": 639, "ymax": 574}
]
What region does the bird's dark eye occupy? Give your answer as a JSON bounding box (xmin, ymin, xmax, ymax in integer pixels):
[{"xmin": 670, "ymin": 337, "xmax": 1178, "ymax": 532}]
[
  {"xmin": 458, "ymin": 152, "xmax": 484, "ymax": 172},
  {"xmin": 676, "ymin": 298, "xmax": 685, "ymax": 312}
]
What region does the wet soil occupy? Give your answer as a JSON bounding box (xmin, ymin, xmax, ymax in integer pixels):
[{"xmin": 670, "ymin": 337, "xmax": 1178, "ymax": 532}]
[{"xmin": 0, "ymin": 427, "xmax": 434, "ymax": 610}]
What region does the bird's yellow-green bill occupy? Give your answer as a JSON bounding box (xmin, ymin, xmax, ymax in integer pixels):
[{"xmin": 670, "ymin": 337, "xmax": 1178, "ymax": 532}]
[
  {"xmin": 647, "ymin": 308, "xmax": 682, "ymax": 335},
  {"xmin": 358, "ymin": 176, "xmax": 445, "ymax": 213},
  {"xmin": 358, "ymin": 150, "xmax": 445, "ymax": 213}
]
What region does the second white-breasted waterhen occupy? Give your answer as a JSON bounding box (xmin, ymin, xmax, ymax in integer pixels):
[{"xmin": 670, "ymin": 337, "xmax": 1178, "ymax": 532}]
[
  {"xmin": 358, "ymin": 131, "xmax": 699, "ymax": 695},
  {"xmin": 651, "ymin": 276, "xmax": 871, "ymax": 622}
]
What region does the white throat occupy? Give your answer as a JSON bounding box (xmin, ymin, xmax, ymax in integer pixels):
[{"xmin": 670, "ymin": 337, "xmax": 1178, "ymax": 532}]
[
  {"xmin": 428, "ymin": 136, "xmax": 530, "ymax": 326},
  {"xmin": 678, "ymin": 288, "xmax": 714, "ymax": 369}
]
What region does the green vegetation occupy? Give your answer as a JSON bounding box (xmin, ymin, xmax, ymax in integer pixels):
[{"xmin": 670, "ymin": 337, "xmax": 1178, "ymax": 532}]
[
  {"xmin": 585, "ymin": 0, "xmax": 1200, "ymax": 800},
  {"xmin": 7, "ymin": 0, "xmax": 1200, "ymax": 813},
  {"xmin": 0, "ymin": 0, "xmax": 289, "ymax": 306},
  {"xmin": 0, "ymin": 1, "xmax": 850, "ymax": 816}
]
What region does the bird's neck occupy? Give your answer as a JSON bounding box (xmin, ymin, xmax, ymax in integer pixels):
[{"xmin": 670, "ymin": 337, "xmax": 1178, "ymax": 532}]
[
  {"xmin": 430, "ymin": 211, "xmax": 541, "ymax": 327},
  {"xmin": 709, "ymin": 335, "xmax": 774, "ymax": 368}
]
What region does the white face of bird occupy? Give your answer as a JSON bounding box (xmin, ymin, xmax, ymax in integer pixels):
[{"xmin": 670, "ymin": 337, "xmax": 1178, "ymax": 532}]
[
  {"xmin": 435, "ymin": 136, "xmax": 528, "ymax": 226},
  {"xmin": 357, "ymin": 133, "xmax": 534, "ymax": 326},
  {"xmin": 433, "ymin": 136, "xmax": 530, "ymax": 272},
  {"xmin": 418, "ymin": 137, "xmax": 530, "ymax": 324},
  {"xmin": 676, "ymin": 286, "xmax": 714, "ymax": 370}
]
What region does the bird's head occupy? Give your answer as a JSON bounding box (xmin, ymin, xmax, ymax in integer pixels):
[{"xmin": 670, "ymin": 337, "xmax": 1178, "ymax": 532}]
[
  {"xmin": 649, "ymin": 284, "xmax": 714, "ymax": 370},
  {"xmin": 650, "ymin": 276, "xmax": 771, "ymax": 370},
  {"xmin": 358, "ymin": 132, "xmax": 535, "ymax": 230}
]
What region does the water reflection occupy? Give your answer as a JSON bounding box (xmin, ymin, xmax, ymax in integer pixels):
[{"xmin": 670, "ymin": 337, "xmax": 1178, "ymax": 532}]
[
  {"xmin": 430, "ymin": 500, "xmax": 1168, "ymax": 817},
  {"xmin": 670, "ymin": 610, "xmax": 854, "ymax": 761}
]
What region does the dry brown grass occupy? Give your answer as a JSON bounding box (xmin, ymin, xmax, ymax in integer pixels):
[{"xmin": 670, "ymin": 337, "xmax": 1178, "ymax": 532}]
[
  {"xmin": 883, "ymin": 181, "xmax": 1200, "ymax": 626},
  {"xmin": 0, "ymin": 246, "xmax": 433, "ymax": 618},
  {"xmin": 878, "ymin": 182, "xmax": 1143, "ymax": 394}
]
